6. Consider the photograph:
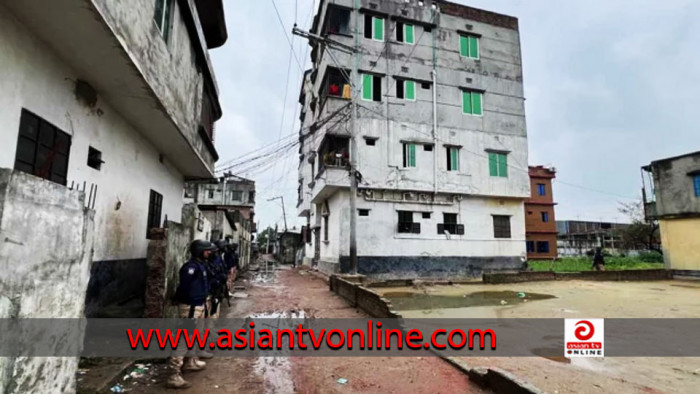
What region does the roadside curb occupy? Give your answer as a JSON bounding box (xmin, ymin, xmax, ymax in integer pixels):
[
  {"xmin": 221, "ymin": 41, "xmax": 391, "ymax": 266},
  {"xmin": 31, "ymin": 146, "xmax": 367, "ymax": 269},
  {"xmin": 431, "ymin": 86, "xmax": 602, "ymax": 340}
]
[
  {"xmin": 442, "ymin": 357, "xmax": 544, "ymax": 394},
  {"xmin": 326, "ymin": 274, "xmax": 544, "ymax": 394},
  {"xmin": 301, "ymin": 267, "xmax": 330, "ymax": 284},
  {"xmin": 77, "ymin": 359, "xmax": 136, "ymax": 394}
]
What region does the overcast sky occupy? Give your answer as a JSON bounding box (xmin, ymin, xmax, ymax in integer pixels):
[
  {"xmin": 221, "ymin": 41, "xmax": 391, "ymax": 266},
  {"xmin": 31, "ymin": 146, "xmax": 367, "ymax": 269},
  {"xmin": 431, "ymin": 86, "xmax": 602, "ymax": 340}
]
[{"xmin": 210, "ymin": 0, "xmax": 700, "ymax": 231}]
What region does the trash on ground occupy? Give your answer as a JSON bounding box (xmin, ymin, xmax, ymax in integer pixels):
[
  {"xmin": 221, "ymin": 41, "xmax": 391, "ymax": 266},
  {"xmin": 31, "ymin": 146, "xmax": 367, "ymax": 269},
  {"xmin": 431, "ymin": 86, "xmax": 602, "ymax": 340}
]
[
  {"xmin": 500, "ymin": 300, "xmax": 508, "ymax": 305},
  {"xmin": 110, "ymin": 384, "xmax": 124, "ymax": 393},
  {"xmin": 232, "ymin": 292, "xmax": 249, "ymax": 298},
  {"xmin": 517, "ymin": 292, "xmax": 526, "ymax": 298},
  {"xmin": 337, "ymin": 378, "xmax": 348, "ymax": 384}
]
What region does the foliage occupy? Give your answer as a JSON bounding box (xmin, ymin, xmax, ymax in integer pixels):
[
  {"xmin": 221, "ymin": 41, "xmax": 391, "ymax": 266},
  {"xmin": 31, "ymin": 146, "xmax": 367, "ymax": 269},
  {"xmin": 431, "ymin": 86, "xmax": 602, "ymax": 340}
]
[
  {"xmin": 256, "ymin": 227, "xmax": 276, "ymax": 249},
  {"xmin": 637, "ymin": 252, "xmax": 664, "ymax": 263},
  {"xmin": 617, "ymin": 200, "xmax": 661, "ymax": 253},
  {"xmin": 529, "ymin": 256, "xmax": 664, "ymax": 273}
]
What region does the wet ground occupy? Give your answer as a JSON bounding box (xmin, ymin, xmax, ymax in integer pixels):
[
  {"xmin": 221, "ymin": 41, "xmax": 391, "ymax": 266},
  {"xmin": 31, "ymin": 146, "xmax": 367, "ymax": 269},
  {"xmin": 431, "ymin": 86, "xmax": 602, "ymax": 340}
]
[
  {"xmin": 119, "ymin": 265, "xmax": 486, "ymax": 393},
  {"xmin": 379, "ymin": 280, "xmax": 700, "ymax": 393}
]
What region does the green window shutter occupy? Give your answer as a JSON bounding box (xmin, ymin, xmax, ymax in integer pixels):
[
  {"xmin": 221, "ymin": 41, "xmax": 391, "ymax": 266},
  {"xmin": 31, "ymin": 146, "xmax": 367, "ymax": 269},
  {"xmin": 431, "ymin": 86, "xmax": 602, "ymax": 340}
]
[
  {"xmin": 405, "ymin": 80, "xmax": 415, "ymax": 100},
  {"xmin": 409, "ymin": 144, "xmax": 416, "ymax": 167},
  {"xmin": 373, "ymin": 17, "xmax": 384, "ymax": 41},
  {"xmin": 498, "ymin": 154, "xmax": 508, "ymax": 177},
  {"xmin": 460, "ymin": 35, "xmax": 468, "ymax": 57},
  {"xmin": 450, "ymin": 149, "xmax": 459, "ymax": 171},
  {"xmin": 472, "ymin": 92, "xmax": 483, "ymax": 115},
  {"xmin": 405, "ymin": 24, "xmax": 415, "ymax": 44},
  {"xmin": 489, "ymin": 153, "xmax": 498, "ymax": 176},
  {"xmin": 362, "ymin": 74, "xmax": 372, "ymax": 100},
  {"xmin": 468, "ymin": 36, "xmax": 479, "ymax": 58},
  {"xmin": 462, "ymin": 91, "xmax": 472, "ymax": 114}
]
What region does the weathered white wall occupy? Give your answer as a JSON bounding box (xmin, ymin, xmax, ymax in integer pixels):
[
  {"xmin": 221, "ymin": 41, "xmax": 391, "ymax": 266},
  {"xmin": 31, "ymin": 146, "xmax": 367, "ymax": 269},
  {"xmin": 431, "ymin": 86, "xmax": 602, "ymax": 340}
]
[
  {"xmin": 194, "ymin": 181, "xmax": 256, "ymax": 207},
  {"xmin": 0, "ymin": 6, "xmax": 185, "ymax": 262},
  {"xmin": 319, "ymin": 190, "xmax": 525, "ymax": 261},
  {"xmin": 91, "ymin": 0, "xmax": 217, "ymax": 168},
  {"xmin": 0, "ymin": 169, "xmax": 95, "ymax": 394}
]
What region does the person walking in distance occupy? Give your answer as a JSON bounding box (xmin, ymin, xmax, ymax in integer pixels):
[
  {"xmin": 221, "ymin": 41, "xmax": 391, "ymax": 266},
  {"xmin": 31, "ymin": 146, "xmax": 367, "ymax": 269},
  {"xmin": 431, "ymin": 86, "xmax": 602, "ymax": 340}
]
[
  {"xmin": 592, "ymin": 247, "xmax": 606, "ymax": 271},
  {"xmin": 167, "ymin": 239, "xmax": 213, "ymax": 389}
]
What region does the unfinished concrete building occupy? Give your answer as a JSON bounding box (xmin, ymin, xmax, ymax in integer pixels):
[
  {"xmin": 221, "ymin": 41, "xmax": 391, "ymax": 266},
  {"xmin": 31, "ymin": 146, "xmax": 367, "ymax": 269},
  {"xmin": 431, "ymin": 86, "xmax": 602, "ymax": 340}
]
[
  {"xmin": 556, "ymin": 220, "xmax": 629, "ymax": 256},
  {"xmin": 0, "ymin": 0, "xmax": 227, "ymax": 318},
  {"xmin": 185, "ymin": 175, "xmax": 256, "ymax": 271},
  {"xmin": 297, "ymin": 0, "xmax": 530, "ymax": 278},
  {"xmin": 642, "ymin": 151, "xmax": 700, "ymax": 274}
]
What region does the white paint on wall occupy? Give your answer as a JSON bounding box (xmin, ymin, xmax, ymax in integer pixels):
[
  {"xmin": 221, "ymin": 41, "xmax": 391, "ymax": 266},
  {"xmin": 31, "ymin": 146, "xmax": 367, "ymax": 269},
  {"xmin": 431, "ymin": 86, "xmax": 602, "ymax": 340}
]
[
  {"xmin": 307, "ymin": 190, "xmax": 526, "ymax": 262},
  {"xmin": 0, "ymin": 6, "xmax": 185, "ymax": 262}
]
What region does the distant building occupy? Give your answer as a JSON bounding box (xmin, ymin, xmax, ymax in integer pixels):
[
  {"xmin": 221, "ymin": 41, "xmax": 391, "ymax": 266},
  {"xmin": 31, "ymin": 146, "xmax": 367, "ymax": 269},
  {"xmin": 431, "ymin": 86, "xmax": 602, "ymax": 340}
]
[
  {"xmin": 556, "ymin": 220, "xmax": 628, "ymax": 256},
  {"xmin": 642, "ymin": 151, "xmax": 700, "ymax": 273},
  {"xmin": 524, "ymin": 166, "xmax": 557, "ymax": 260},
  {"xmin": 276, "ymin": 228, "xmax": 304, "ymax": 265},
  {"xmin": 186, "ymin": 175, "xmax": 256, "ymax": 270}
]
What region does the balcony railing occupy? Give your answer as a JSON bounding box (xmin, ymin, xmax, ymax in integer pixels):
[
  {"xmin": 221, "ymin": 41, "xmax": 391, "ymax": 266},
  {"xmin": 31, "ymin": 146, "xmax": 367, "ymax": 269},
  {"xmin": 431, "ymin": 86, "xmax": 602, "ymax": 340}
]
[
  {"xmin": 438, "ymin": 223, "xmax": 465, "ymax": 235},
  {"xmin": 644, "ymin": 202, "xmax": 658, "ymax": 220},
  {"xmin": 398, "ymin": 222, "xmax": 421, "ymax": 234}
]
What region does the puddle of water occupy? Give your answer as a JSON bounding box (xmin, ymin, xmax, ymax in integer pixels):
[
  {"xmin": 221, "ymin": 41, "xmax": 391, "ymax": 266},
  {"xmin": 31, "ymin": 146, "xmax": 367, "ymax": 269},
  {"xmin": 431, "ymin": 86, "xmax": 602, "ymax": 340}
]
[
  {"xmin": 250, "ymin": 310, "xmax": 305, "ymax": 393},
  {"xmin": 383, "ymin": 290, "xmax": 556, "ymax": 311},
  {"xmin": 249, "ymin": 310, "xmax": 307, "ymax": 319}
]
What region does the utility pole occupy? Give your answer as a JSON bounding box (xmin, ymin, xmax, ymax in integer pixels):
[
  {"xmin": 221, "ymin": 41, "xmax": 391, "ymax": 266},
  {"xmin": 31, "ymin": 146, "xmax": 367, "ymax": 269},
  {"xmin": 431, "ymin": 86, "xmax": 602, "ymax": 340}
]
[
  {"xmin": 268, "ymin": 196, "xmax": 287, "ymax": 232},
  {"xmin": 348, "ymin": 0, "xmax": 360, "ymax": 275},
  {"xmin": 292, "ymin": 5, "xmax": 359, "ymax": 275}
]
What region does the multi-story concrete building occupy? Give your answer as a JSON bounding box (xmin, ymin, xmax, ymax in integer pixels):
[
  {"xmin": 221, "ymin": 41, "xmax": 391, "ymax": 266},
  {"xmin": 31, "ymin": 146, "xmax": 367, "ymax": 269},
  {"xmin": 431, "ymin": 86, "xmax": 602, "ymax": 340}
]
[
  {"xmin": 525, "ymin": 166, "xmax": 557, "ymax": 260},
  {"xmin": 185, "ymin": 175, "xmax": 256, "ymax": 271},
  {"xmin": 642, "ymin": 151, "xmax": 700, "ymax": 274},
  {"xmin": 556, "ymin": 220, "xmax": 628, "ymax": 256},
  {"xmin": 297, "ymin": 0, "xmax": 530, "ymax": 278},
  {"xmin": 0, "ymin": 0, "xmax": 227, "ymax": 315}
]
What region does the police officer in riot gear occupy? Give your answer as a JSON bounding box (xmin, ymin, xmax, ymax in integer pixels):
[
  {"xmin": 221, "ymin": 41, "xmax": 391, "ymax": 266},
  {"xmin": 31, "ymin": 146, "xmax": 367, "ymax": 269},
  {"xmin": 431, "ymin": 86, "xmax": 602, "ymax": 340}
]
[
  {"xmin": 167, "ymin": 239, "xmax": 213, "ymax": 389},
  {"xmin": 206, "ymin": 239, "xmax": 230, "ymax": 318}
]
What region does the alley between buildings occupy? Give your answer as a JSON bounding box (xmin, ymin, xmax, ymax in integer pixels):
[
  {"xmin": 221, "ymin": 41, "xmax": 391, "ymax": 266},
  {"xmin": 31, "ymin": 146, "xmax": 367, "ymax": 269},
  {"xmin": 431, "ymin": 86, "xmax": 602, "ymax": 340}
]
[{"xmin": 120, "ymin": 265, "xmax": 485, "ymax": 393}]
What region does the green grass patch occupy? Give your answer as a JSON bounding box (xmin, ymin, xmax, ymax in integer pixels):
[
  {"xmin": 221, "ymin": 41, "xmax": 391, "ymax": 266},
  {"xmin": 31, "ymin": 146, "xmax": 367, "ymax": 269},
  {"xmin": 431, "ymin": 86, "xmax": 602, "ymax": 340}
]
[{"xmin": 529, "ymin": 256, "xmax": 664, "ymax": 273}]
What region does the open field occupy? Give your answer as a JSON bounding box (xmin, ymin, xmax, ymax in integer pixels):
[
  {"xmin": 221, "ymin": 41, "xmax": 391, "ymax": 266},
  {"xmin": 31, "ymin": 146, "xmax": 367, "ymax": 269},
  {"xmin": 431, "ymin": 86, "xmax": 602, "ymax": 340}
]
[
  {"xmin": 529, "ymin": 256, "xmax": 664, "ymax": 272},
  {"xmin": 378, "ymin": 280, "xmax": 700, "ymax": 393}
]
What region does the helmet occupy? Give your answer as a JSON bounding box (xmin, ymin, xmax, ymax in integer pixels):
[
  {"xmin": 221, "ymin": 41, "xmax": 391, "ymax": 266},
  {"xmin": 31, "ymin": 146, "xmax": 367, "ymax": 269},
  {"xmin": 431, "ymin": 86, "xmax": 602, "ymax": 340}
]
[
  {"xmin": 214, "ymin": 239, "xmax": 229, "ymax": 250},
  {"xmin": 190, "ymin": 239, "xmax": 215, "ymax": 259}
]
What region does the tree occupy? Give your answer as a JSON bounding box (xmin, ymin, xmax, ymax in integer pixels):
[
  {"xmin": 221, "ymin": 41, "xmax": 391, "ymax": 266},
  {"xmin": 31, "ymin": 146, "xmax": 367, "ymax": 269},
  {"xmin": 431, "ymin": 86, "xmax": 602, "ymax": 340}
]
[
  {"xmin": 255, "ymin": 227, "xmax": 276, "ymax": 254},
  {"xmin": 617, "ymin": 200, "xmax": 661, "ymax": 254}
]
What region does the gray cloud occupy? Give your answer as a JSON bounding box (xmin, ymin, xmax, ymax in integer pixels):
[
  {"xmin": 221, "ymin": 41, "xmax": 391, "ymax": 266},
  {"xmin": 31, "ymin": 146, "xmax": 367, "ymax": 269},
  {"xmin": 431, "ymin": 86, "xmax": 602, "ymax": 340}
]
[{"xmin": 211, "ymin": 0, "xmax": 700, "ymax": 229}]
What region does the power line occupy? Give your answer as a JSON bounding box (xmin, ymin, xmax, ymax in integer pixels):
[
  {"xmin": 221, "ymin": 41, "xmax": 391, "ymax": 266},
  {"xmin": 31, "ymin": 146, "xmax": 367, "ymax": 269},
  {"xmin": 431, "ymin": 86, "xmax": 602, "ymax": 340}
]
[
  {"xmin": 271, "ymin": 0, "xmax": 304, "ymax": 72},
  {"xmin": 216, "ymin": 133, "xmax": 298, "ymax": 170},
  {"xmin": 553, "ymin": 180, "xmax": 639, "ymax": 200}
]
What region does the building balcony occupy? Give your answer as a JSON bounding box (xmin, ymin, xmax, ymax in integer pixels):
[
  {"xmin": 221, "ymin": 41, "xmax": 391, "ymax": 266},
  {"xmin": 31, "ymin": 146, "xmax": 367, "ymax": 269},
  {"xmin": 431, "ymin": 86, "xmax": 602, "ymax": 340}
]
[
  {"xmin": 307, "ymin": 134, "xmax": 351, "ymax": 203},
  {"xmin": 309, "ymin": 166, "xmax": 351, "ymax": 204},
  {"xmin": 644, "ymin": 202, "xmax": 658, "ymax": 220},
  {"xmin": 4, "ymin": 0, "xmax": 220, "ymax": 177}
]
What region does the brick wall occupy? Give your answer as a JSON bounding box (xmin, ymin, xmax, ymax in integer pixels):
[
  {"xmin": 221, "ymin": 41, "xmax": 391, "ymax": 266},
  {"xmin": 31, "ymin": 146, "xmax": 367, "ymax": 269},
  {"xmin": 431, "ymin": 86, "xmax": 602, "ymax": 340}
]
[
  {"xmin": 484, "ymin": 269, "xmax": 672, "ymax": 284},
  {"xmin": 329, "ymin": 275, "xmax": 401, "ymax": 318}
]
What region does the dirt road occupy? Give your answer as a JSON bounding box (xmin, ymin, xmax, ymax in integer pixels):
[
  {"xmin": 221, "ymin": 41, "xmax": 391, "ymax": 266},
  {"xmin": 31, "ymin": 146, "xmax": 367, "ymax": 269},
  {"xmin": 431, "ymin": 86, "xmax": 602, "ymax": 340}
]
[
  {"xmin": 123, "ymin": 266, "xmax": 486, "ymax": 393},
  {"xmin": 378, "ymin": 280, "xmax": 700, "ymax": 393}
]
